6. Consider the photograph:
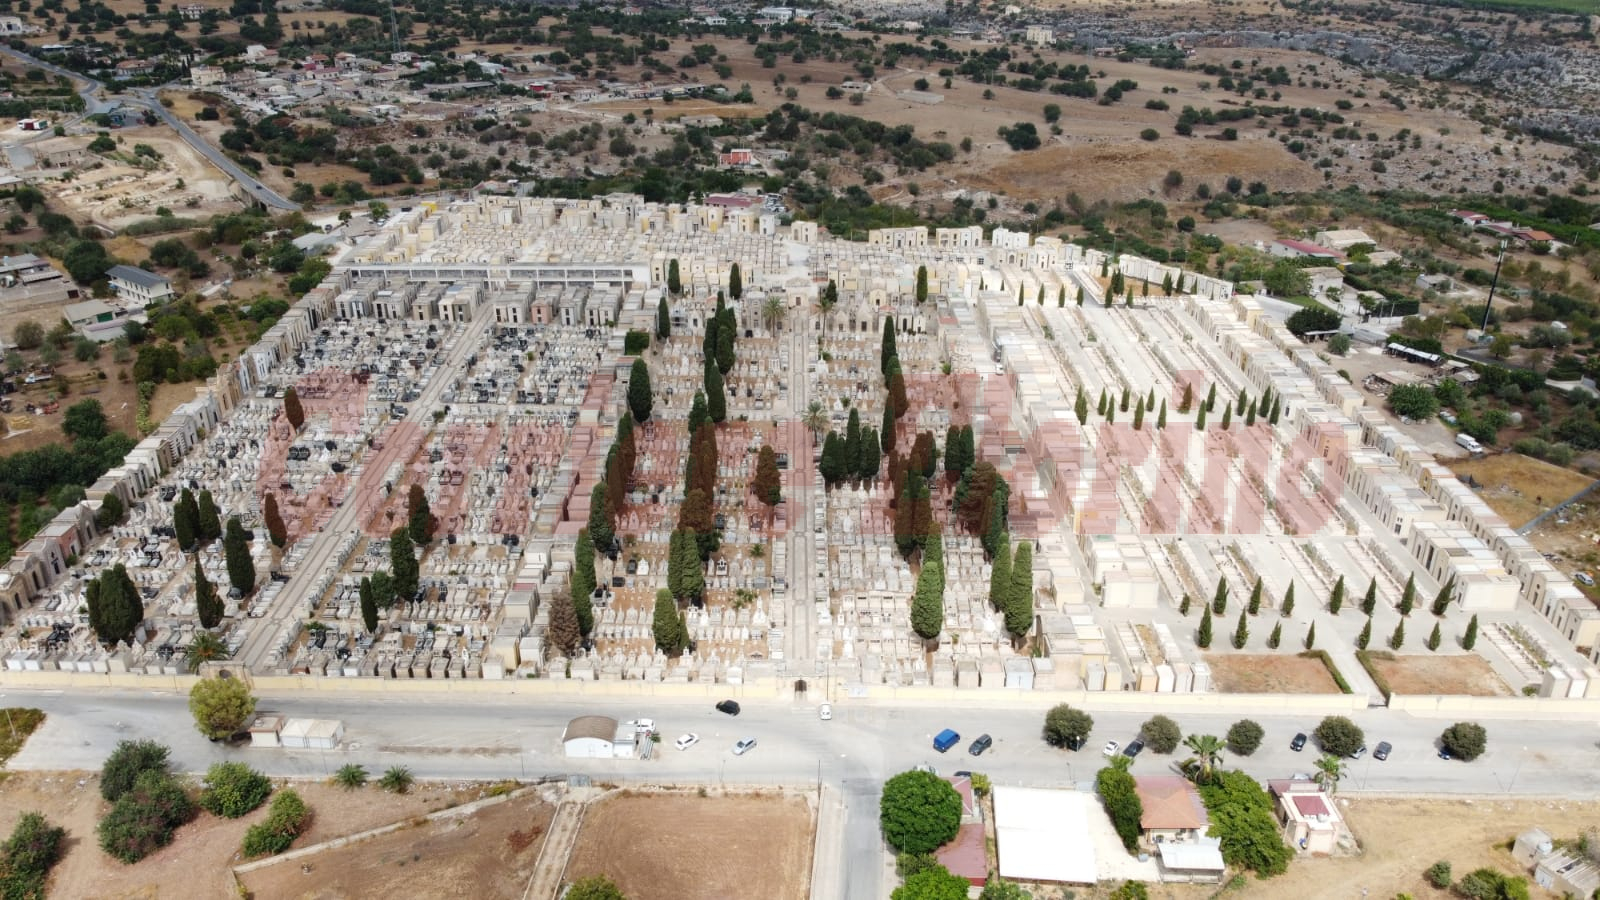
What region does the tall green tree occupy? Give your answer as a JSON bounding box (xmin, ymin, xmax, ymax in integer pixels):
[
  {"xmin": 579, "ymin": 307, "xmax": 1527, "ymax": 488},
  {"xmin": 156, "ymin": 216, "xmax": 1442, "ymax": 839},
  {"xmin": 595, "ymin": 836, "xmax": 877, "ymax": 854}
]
[
  {"xmin": 1361, "ymin": 578, "xmax": 1377, "ymax": 616},
  {"xmin": 1232, "ymin": 609, "xmax": 1249, "ymax": 649},
  {"xmin": 915, "ymin": 265, "xmax": 928, "ymax": 303},
  {"xmin": 1462, "ymin": 614, "xmax": 1479, "ymax": 650},
  {"xmin": 753, "ymin": 445, "xmax": 782, "ymax": 505},
  {"xmin": 652, "ymin": 588, "xmax": 686, "ymax": 654},
  {"xmin": 223, "ymin": 516, "xmax": 255, "ymax": 596},
  {"xmin": 87, "ymin": 564, "xmax": 143, "ymax": 645},
  {"xmin": 881, "ymin": 316, "xmax": 898, "ymax": 375},
  {"xmin": 283, "ymin": 386, "xmax": 304, "ymax": 431},
  {"xmin": 666, "ymin": 258, "xmax": 681, "ymax": 295},
  {"xmin": 174, "ymin": 488, "xmax": 199, "ymax": 552},
  {"xmin": 1431, "ymin": 576, "xmax": 1455, "ymax": 617},
  {"xmin": 194, "ymin": 556, "xmax": 222, "ymax": 629},
  {"xmin": 705, "ymin": 360, "xmax": 726, "ymax": 423},
  {"xmin": 656, "ymin": 295, "xmax": 671, "ymax": 339},
  {"xmin": 406, "ymin": 484, "xmax": 434, "ymax": 545},
  {"xmin": 715, "ymin": 310, "xmax": 735, "ymax": 374},
  {"xmin": 858, "ymin": 426, "xmax": 882, "ymax": 481},
  {"xmin": 587, "ymin": 482, "xmax": 615, "ymax": 556},
  {"xmin": 1248, "ymin": 577, "xmax": 1262, "ymax": 615},
  {"xmin": 546, "ymin": 591, "xmax": 580, "ymax": 658},
  {"xmin": 1075, "ymin": 387, "xmax": 1088, "ymax": 425},
  {"xmin": 572, "ymin": 528, "xmax": 597, "ymax": 611},
  {"xmin": 1006, "ymin": 540, "xmax": 1034, "ymax": 639},
  {"xmin": 1212, "ymin": 578, "xmax": 1229, "ymax": 614},
  {"xmin": 911, "ymin": 552, "xmax": 945, "ymax": 641},
  {"xmin": 988, "ymin": 535, "xmax": 1012, "ymax": 612},
  {"xmin": 197, "ymin": 490, "xmax": 222, "ymax": 543},
  {"xmin": 1398, "ymin": 573, "xmax": 1415, "ymax": 616},
  {"xmin": 389, "ymin": 525, "xmax": 417, "ymax": 605},
  {"xmin": 1197, "ymin": 606, "xmax": 1213, "ymax": 648},
  {"xmin": 1329, "ymin": 575, "xmax": 1345, "ymax": 615},
  {"xmin": 881, "ymin": 402, "xmax": 896, "ymax": 454},
  {"xmin": 359, "ymin": 576, "xmax": 378, "ymax": 633},
  {"xmin": 1281, "ymin": 581, "xmax": 1295, "ymax": 617},
  {"xmin": 728, "ymin": 262, "xmax": 742, "ymax": 299},
  {"xmin": 628, "ymin": 358, "xmax": 654, "ymax": 423},
  {"xmin": 1157, "ymin": 398, "xmax": 1167, "ymax": 429},
  {"xmin": 262, "ymin": 492, "xmax": 287, "ymax": 549}
]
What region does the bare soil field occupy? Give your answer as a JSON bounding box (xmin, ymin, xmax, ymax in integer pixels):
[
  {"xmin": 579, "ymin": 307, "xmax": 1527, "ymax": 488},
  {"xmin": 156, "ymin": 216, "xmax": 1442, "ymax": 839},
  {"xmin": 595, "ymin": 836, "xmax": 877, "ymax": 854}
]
[
  {"xmin": 239, "ymin": 789, "xmax": 555, "ymax": 899},
  {"xmin": 1207, "ymin": 653, "xmax": 1341, "ymax": 694},
  {"xmin": 1367, "ymin": 652, "xmax": 1513, "ymax": 697},
  {"xmin": 40, "ymin": 129, "xmax": 240, "ymax": 230},
  {"xmin": 0, "ymin": 770, "xmax": 484, "ymax": 900},
  {"xmin": 564, "ymin": 791, "xmax": 814, "ymax": 900},
  {"xmin": 1449, "ymin": 454, "xmax": 1595, "ymax": 529},
  {"xmin": 1233, "ymin": 797, "xmax": 1600, "ymax": 900}
]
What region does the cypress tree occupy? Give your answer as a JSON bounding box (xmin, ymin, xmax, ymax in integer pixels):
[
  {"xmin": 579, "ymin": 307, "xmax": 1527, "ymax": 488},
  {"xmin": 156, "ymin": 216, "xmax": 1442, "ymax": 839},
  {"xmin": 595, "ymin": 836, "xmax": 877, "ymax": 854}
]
[
  {"xmin": 1462, "ymin": 614, "xmax": 1478, "ymax": 650},
  {"xmin": 1180, "ymin": 382, "xmax": 1194, "ymax": 413},
  {"xmin": 1197, "ymin": 606, "xmax": 1213, "ymax": 648},
  {"xmin": 1120, "ymin": 386, "xmax": 1130, "ymax": 412},
  {"xmin": 728, "ymin": 263, "xmax": 742, "ymax": 299},
  {"xmin": 1075, "ymin": 387, "xmax": 1088, "ymax": 425},
  {"xmin": 1245, "ymin": 399, "xmax": 1257, "ymax": 427},
  {"xmin": 389, "ymin": 525, "xmax": 418, "ymax": 605},
  {"xmin": 1058, "ymin": 286, "xmax": 1066, "ymax": 307},
  {"xmin": 1007, "ymin": 540, "xmax": 1034, "ymax": 638},
  {"xmin": 859, "ymin": 427, "xmax": 882, "ymax": 481},
  {"xmin": 1105, "ymin": 404, "xmax": 1114, "ymax": 425},
  {"xmin": 406, "ymin": 483, "xmax": 434, "ymax": 545},
  {"xmin": 1132, "ymin": 399, "xmax": 1144, "ymax": 430},
  {"xmin": 547, "ymin": 591, "xmax": 580, "ymax": 658},
  {"xmin": 845, "ymin": 409, "xmax": 863, "ymax": 476},
  {"xmin": 915, "ymin": 265, "xmax": 928, "ymax": 303},
  {"xmin": 1329, "ymin": 575, "xmax": 1345, "ymax": 614},
  {"xmin": 1097, "ymin": 389, "xmax": 1108, "ymax": 416},
  {"xmin": 1267, "ymin": 621, "xmax": 1281, "ymax": 649},
  {"xmin": 1431, "ymin": 577, "xmax": 1455, "ymax": 617},
  {"xmin": 1017, "ymin": 285, "xmax": 1024, "ymax": 306},
  {"xmin": 1303, "ymin": 622, "xmax": 1316, "ymax": 650},
  {"xmin": 174, "ymin": 489, "xmax": 199, "ymax": 552},
  {"xmin": 988, "ymin": 535, "xmax": 1011, "ymax": 612},
  {"xmin": 667, "ymin": 529, "xmax": 687, "ymax": 599},
  {"xmin": 1248, "ymin": 577, "xmax": 1262, "ymax": 615},
  {"xmin": 1399, "ymin": 574, "xmax": 1415, "ymax": 616},
  {"xmin": 87, "ymin": 564, "xmax": 142, "ymax": 646},
  {"xmin": 657, "ymin": 295, "xmax": 671, "ymax": 339},
  {"xmin": 1220, "ymin": 405, "xmax": 1232, "ymax": 430},
  {"xmin": 1236, "ymin": 388, "xmax": 1248, "ymax": 415},
  {"xmin": 587, "ymin": 482, "xmax": 614, "ymax": 556},
  {"xmin": 628, "ymin": 358, "xmax": 654, "ymax": 423},
  {"xmin": 1205, "ymin": 383, "xmax": 1217, "ymax": 412},
  {"xmin": 653, "ymin": 589, "xmax": 685, "ymax": 654},
  {"xmin": 1195, "ymin": 403, "xmax": 1207, "ymax": 431},
  {"xmin": 705, "ymin": 362, "xmax": 726, "ymax": 423},
  {"xmin": 1162, "ymin": 273, "xmax": 1174, "ymax": 295},
  {"xmin": 1388, "ymin": 618, "xmax": 1405, "ymax": 650},
  {"xmin": 881, "ymin": 402, "xmax": 896, "ymax": 453},
  {"xmin": 1179, "ymin": 594, "xmax": 1192, "ymax": 615},
  {"xmin": 283, "ymin": 386, "xmax": 304, "ymax": 431},
  {"xmin": 1426, "ymin": 622, "xmax": 1442, "ymax": 651},
  {"xmin": 667, "ymin": 258, "xmax": 681, "ymax": 295},
  {"xmin": 1281, "ymin": 581, "xmax": 1295, "ymax": 617},
  {"xmin": 1362, "ymin": 578, "xmax": 1377, "ymax": 616},
  {"xmin": 573, "ymin": 528, "xmax": 597, "ymax": 610},
  {"xmin": 1146, "ymin": 386, "xmax": 1156, "ymax": 409},
  {"xmin": 944, "ymin": 424, "xmax": 963, "ymax": 479},
  {"xmin": 1269, "ymin": 396, "xmax": 1281, "ymax": 425},
  {"xmin": 258, "ymin": 491, "xmax": 284, "ymax": 552},
  {"xmin": 911, "ymin": 553, "xmax": 945, "ymax": 641},
  {"xmin": 1213, "ymin": 578, "xmax": 1228, "ymax": 614},
  {"xmin": 881, "ymin": 317, "xmax": 898, "ymax": 375},
  {"xmin": 1357, "ymin": 616, "xmax": 1373, "ymax": 650},
  {"xmin": 223, "ymin": 516, "xmax": 255, "ymax": 597},
  {"xmin": 1232, "ymin": 610, "xmax": 1249, "ymax": 649},
  {"xmin": 754, "ymin": 446, "xmax": 782, "ymax": 505},
  {"xmin": 716, "ymin": 312, "xmax": 735, "ymax": 374},
  {"xmin": 197, "ymin": 490, "xmax": 222, "ymax": 543},
  {"xmin": 195, "ymin": 556, "xmax": 222, "ymax": 630},
  {"xmin": 1157, "ymin": 399, "xmax": 1167, "ymax": 429},
  {"xmin": 359, "ymin": 576, "xmax": 378, "ymax": 633},
  {"xmin": 1076, "ymin": 285, "xmax": 1085, "ymax": 306},
  {"xmin": 1260, "ymin": 385, "xmax": 1272, "ymax": 410},
  {"xmin": 688, "ymin": 389, "xmax": 709, "ymax": 435},
  {"xmin": 888, "ymin": 358, "xmax": 908, "ymax": 419}
]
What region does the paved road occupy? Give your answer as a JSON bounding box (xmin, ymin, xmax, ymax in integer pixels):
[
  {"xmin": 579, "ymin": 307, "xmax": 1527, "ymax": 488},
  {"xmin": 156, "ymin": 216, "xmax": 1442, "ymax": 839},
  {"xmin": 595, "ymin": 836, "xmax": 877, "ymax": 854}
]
[
  {"xmin": 7, "ymin": 688, "xmax": 1599, "ymax": 899},
  {"xmin": 125, "ymin": 86, "xmax": 300, "ymax": 211},
  {"xmin": 0, "ymin": 44, "xmax": 109, "ymax": 138}
]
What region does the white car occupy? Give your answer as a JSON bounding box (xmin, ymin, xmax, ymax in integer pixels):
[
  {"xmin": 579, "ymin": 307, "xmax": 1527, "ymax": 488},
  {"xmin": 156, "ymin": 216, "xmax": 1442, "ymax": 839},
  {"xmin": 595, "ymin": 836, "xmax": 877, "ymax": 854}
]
[
  {"xmin": 818, "ymin": 703, "xmax": 832, "ymax": 721},
  {"xmin": 733, "ymin": 737, "xmax": 757, "ymax": 756},
  {"xmin": 1102, "ymin": 741, "xmax": 1120, "ymax": 757},
  {"xmin": 674, "ymin": 733, "xmax": 699, "ymax": 751}
]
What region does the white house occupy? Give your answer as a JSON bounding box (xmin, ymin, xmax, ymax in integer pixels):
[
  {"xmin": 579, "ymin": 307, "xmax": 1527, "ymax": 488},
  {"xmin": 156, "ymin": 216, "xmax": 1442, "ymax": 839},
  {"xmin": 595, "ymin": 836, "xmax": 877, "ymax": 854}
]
[{"xmin": 106, "ymin": 265, "xmax": 176, "ymax": 305}]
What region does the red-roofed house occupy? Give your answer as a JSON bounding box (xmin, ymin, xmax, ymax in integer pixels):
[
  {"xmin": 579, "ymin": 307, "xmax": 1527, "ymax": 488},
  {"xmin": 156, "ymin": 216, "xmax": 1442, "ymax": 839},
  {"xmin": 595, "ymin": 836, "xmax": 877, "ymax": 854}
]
[
  {"xmin": 1268, "ymin": 779, "xmax": 1346, "ymax": 855},
  {"xmin": 1269, "ymin": 238, "xmax": 1344, "ymax": 261},
  {"xmin": 706, "ymin": 193, "xmax": 756, "ymax": 209},
  {"xmin": 1450, "ymin": 209, "xmax": 1490, "ymax": 226},
  {"xmin": 935, "ymin": 776, "xmax": 988, "ymax": 886},
  {"xmin": 1133, "ymin": 775, "xmax": 1209, "ymax": 844}
]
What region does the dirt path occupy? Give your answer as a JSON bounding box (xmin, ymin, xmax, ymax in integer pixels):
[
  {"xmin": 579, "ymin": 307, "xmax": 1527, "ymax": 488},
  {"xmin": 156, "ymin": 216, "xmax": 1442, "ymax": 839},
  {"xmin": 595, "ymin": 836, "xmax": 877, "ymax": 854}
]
[{"xmin": 520, "ymin": 798, "xmax": 587, "ymax": 900}]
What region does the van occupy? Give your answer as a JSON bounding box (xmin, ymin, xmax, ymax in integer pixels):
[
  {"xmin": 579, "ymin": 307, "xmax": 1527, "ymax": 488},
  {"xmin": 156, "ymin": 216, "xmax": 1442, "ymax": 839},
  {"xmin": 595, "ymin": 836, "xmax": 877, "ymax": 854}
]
[{"xmin": 933, "ymin": 729, "xmax": 961, "ymax": 753}]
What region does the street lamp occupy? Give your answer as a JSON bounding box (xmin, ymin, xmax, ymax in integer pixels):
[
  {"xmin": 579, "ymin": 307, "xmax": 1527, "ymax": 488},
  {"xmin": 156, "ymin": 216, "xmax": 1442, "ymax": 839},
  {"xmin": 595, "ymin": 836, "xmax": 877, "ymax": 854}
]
[{"xmin": 1479, "ymin": 239, "xmax": 1509, "ymax": 332}]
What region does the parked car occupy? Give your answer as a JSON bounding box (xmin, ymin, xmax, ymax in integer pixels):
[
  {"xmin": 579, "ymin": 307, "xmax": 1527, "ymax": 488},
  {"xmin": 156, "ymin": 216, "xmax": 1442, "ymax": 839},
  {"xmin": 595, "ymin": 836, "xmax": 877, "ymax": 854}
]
[
  {"xmin": 1438, "ymin": 747, "xmax": 1453, "ymax": 761},
  {"xmin": 933, "ymin": 728, "xmax": 961, "ymax": 753},
  {"xmin": 1102, "ymin": 740, "xmax": 1121, "ymax": 757},
  {"xmin": 715, "ymin": 700, "xmax": 741, "ymax": 716},
  {"xmin": 1290, "ymin": 732, "xmax": 1308, "ymax": 751},
  {"xmin": 1348, "ymin": 744, "xmax": 1368, "ymax": 760},
  {"xmin": 968, "ymin": 734, "xmax": 993, "ymax": 756},
  {"xmin": 732, "ymin": 737, "xmax": 757, "ymax": 756},
  {"xmin": 674, "ymin": 733, "xmax": 699, "ymax": 751},
  {"xmin": 818, "ymin": 703, "xmax": 832, "ymax": 721},
  {"xmin": 1123, "ymin": 739, "xmax": 1146, "ymax": 759},
  {"xmin": 914, "ymin": 764, "xmax": 937, "ymax": 775},
  {"xmin": 1374, "ymin": 741, "xmax": 1392, "ymax": 761},
  {"xmin": 1577, "ymin": 572, "xmax": 1595, "ymax": 586}
]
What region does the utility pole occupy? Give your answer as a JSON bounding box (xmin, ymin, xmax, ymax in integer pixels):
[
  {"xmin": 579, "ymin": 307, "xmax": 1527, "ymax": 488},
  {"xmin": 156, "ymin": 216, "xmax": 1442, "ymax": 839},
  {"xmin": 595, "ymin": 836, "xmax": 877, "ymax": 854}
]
[{"xmin": 1479, "ymin": 239, "xmax": 1509, "ymax": 332}]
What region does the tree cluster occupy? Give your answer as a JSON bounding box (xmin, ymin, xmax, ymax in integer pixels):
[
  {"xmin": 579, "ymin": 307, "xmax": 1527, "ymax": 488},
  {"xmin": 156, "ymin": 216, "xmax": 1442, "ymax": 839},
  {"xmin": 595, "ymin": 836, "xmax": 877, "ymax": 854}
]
[
  {"xmin": 1197, "ymin": 771, "xmax": 1294, "ymax": 876},
  {"xmin": 240, "ymin": 789, "xmax": 309, "ymax": 858},
  {"xmin": 1096, "ymin": 762, "xmax": 1144, "ymax": 853},
  {"xmin": 96, "ymin": 741, "xmax": 193, "ymax": 864},
  {"xmin": 954, "ymin": 461, "xmax": 1010, "ymax": 557},
  {"xmin": 819, "ymin": 408, "xmax": 881, "ymax": 487}
]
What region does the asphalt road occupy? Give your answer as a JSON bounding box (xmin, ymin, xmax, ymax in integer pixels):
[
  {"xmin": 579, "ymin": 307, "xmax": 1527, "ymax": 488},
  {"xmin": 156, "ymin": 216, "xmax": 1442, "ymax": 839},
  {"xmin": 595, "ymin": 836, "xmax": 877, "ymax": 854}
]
[
  {"xmin": 125, "ymin": 87, "xmax": 300, "ymax": 211},
  {"xmin": 6, "ymin": 688, "xmax": 1599, "ymax": 899}
]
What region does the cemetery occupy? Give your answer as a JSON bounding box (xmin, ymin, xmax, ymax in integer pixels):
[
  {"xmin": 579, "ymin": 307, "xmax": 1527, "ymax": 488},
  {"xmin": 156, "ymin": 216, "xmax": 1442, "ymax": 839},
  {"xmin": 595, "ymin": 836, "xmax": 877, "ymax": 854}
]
[{"xmin": 0, "ymin": 192, "xmax": 1595, "ymax": 707}]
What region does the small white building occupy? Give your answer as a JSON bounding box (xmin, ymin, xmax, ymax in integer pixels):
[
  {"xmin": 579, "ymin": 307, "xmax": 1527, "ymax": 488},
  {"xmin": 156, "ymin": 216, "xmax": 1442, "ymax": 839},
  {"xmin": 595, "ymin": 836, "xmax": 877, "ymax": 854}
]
[
  {"xmin": 561, "ymin": 715, "xmax": 639, "ymax": 758},
  {"xmin": 1025, "ymin": 25, "xmax": 1054, "ymax": 44}
]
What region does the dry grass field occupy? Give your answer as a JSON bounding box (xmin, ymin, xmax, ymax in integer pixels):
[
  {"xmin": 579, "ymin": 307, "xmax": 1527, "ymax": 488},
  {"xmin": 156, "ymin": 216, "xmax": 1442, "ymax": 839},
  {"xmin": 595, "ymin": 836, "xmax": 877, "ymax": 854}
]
[
  {"xmin": 1449, "ymin": 454, "xmax": 1595, "ymax": 528},
  {"xmin": 1365, "ymin": 652, "xmax": 1513, "ymax": 697},
  {"xmin": 1206, "ymin": 653, "xmax": 1342, "ymax": 694}
]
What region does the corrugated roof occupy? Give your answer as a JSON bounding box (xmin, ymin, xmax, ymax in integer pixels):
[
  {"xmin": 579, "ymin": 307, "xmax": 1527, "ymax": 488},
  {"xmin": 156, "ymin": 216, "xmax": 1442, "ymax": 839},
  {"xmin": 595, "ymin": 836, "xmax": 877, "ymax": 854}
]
[
  {"xmin": 106, "ymin": 264, "xmax": 171, "ymax": 289},
  {"xmin": 563, "ymin": 715, "xmax": 618, "ymax": 743}
]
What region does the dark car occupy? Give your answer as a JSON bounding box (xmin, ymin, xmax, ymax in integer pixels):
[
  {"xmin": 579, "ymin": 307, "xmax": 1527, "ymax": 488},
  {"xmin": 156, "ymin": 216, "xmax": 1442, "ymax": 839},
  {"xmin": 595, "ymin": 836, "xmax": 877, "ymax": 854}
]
[
  {"xmin": 1438, "ymin": 747, "xmax": 1452, "ymax": 761},
  {"xmin": 715, "ymin": 700, "xmax": 741, "ymax": 716},
  {"xmin": 1374, "ymin": 741, "xmax": 1392, "ymax": 761},
  {"xmin": 968, "ymin": 734, "xmax": 993, "ymax": 756},
  {"xmin": 1290, "ymin": 732, "xmax": 1308, "ymax": 751},
  {"xmin": 1123, "ymin": 739, "xmax": 1146, "ymax": 758}
]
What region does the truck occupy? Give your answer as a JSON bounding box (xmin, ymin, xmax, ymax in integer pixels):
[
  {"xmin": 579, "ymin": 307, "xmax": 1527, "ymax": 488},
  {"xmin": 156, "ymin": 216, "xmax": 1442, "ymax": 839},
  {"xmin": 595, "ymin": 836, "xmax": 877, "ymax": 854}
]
[
  {"xmin": 933, "ymin": 728, "xmax": 961, "ymax": 753},
  {"xmin": 1455, "ymin": 433, "xmax": 1483, "ymax": 454}
]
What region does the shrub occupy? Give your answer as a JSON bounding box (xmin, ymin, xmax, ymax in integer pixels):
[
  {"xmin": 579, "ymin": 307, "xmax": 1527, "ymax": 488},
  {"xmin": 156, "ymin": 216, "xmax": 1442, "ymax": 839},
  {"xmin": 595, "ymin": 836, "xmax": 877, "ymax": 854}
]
[
  {"xmin": 1314, "ymin": 716, "xmax": 1364, "ymax": 757},
  {"xmin": 1425, "ymin": 860, "xmax": 1452, "ymax": 888},
  {"xmin": 100, "ymin": 740, "xmax": 171, "ymax": 802},
  {"xmin": 240, "ymin": 789, "xmax": 309, "ymax": 858},
  {"xmin": 1226, "ymin": 719, "xmax": 1264, "ymax": 756},
  {"xmin": 332, "ymin": 764, "xmax": 368, "ymax": 790},
  {"xmin": 378, "ymin": 766, "xmax": 415, "ymax": 794},
  {"xmin": 198, "ymin": 762, "xmax": 272, "ymax": 818},
  {"xmin": 0, "ymin": 811, "xmax": 66, "ymax": 899},
  {"xmin": 1140, "ymin": 715, "xmax": 1182, "ymax": 753},
  {"xmin": 623, "ymin": 330, "xmax": 650, "ymax": 355},
  {"xmin": 97, "ymin": 771, "xmax": 195, "ymax": 864},
  {"xmin": 1440, "ymin": 722, "xmax": 1488, "ymax": 761}
]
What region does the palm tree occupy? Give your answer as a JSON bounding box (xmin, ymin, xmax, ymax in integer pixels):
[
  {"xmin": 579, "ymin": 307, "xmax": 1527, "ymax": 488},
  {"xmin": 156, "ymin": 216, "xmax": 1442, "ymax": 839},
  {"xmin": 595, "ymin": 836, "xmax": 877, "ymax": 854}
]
[
  {"xmin": 1182, "ymin": 733, "xmax": 1226, "ymax": 783},
  {"xmin": 1313, "ymin": 753, "xmax": 1344, "ymax": 794},
  {"xmin": 762, "ymin": 295, "xmax": 786, "ymax": 335},
  {"xmin": 185, "ymin": 632, "xmax": 230, "ymax": 673},
  {"xmin": 802, "ymin": 400, "xmax": 828, "ymax": 447}
]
